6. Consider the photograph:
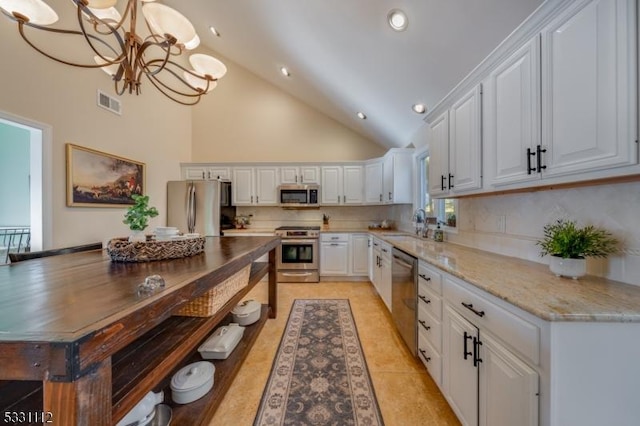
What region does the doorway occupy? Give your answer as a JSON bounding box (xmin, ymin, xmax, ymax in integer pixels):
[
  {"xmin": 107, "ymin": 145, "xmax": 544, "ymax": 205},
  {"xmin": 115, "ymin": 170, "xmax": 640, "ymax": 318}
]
[{"xmin": 0, "ymin": 110, "xmax": 52, "ymax": 260}]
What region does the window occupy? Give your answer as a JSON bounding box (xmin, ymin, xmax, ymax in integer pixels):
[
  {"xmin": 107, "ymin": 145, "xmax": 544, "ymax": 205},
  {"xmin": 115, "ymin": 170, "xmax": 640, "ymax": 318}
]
[{"xmin": 416, "ymin": 150, "xmax": 457, "ymax": 229}]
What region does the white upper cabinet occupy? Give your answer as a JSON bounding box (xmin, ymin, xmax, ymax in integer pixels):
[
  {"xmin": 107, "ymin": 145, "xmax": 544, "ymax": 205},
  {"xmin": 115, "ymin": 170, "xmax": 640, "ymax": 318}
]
[
  {"xmin": 428, "ymin": 86, "xmax": 482, "ymax": 198},
  {"xmin": 541, "ymin": 0, "xmax": 637, "ymax": 177},
  {"xmin": 486, "ymin": 36, "xmax": 541, "ymax": 187},
  {"xmin": 382, "ymin": 149, "xmax": 414, "ymax": 203},
  {"xmin": 183, "ymin": 166, "xmax": 231, "ymax": 181},
  {"xmin": 449, "ymin": 85, "xmax": 483, "ymax": 193},
  {"xmin": 320, "ymin": 165, "xmax": 364, "ymax": 205},
  {"xmin": 364, "ymin": 160, "xmax": 384, "ymax": 204},
  {"xmin": 428, "ymin": 111, "xmax": 450, "ymax": 197},
  {"xmin": 232, "ymin": 166, "xmax": 279, "ymax": 205},
  {"xmin": 280, "ymin": 166, "xmax": 320, "ymax": 184}
]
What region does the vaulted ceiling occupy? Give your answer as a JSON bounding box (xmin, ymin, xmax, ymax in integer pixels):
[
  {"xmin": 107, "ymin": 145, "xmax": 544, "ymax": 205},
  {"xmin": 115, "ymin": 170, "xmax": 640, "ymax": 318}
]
[{"xmin": 165, "ymin": 0, "xmax": 544, "ymax": 149}]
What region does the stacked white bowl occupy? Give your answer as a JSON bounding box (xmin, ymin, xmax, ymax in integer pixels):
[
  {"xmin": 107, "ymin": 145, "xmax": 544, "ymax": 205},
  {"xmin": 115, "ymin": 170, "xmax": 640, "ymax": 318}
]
[{"xmin": 154, "ymin": 227, "xmax": 180, "ymax": 241}]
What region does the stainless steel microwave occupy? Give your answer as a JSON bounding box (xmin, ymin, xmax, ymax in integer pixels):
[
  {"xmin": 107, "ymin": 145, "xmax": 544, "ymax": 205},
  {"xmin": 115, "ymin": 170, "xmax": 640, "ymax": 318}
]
[{"xmin": 279, "ymin": 184, "xmax": 320, "ymax": 207}]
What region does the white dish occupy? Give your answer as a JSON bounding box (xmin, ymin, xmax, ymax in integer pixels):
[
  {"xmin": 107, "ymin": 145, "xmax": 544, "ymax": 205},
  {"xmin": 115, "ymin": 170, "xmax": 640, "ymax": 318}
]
[
  {"xmin": 198, "ymin": 323, "xmax": 245, "ymax": 360},
  {"xmin": 231, "ymin": 300, "xmax": 261, "ymax": 326},
  {"xmin": 171, "ymin": 361, "xmax": 215, "ymax": 404}
]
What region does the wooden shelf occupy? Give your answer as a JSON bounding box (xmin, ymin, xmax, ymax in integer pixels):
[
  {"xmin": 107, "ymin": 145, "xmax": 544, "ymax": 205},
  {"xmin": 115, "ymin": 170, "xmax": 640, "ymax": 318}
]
[
  {"xmin": 111, "ymin": 261, "xmax": 270, "ymax": 423},
  {"xmin": 0, "ymin": 380, "xmax": 42, "ymax": 414}
]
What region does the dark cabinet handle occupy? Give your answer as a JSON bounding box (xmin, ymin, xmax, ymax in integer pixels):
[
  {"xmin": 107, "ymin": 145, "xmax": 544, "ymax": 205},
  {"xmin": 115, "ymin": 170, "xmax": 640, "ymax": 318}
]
[
  {"xmin": 536, "ymin": 145, "xmax": 547, "ymax": 172},
  {"xmin": 419, "ymin": 349, "xmax": 431, "ymax": 362},
  {"xmin": 448, "ymin": 173, "xmax": 454, "ymax": 189},
  {"xmin": 473, "ymin": 337, "xmax": 483, "ymax": 367},
  {"xmin": 462, "ymin": 302, "xmax": 485, "ymax": 318},
  {"xmin": 527, "ymin": 148, "xmax": 537, "ymax": 175},
  {"xmin": 418, "ymin": 295, "xmax": 431, "ymax": 304},
  {"xmin": 441, "ymin": 175, "xmax": 446, "ymax": 191},
  {"xmin": 418, "ymin": 274, "xmax": 431, "ymax": 282},
  {"xmin": 418, "ymin": 320, "xmax": 431, "ymax": 331},
  {"xmin": 463, "ymin": 331, "xmax": 473, "ymax": 360}
]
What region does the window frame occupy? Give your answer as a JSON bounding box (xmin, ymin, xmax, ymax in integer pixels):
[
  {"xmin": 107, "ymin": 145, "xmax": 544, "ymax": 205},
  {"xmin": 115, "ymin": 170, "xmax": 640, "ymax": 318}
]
[{"xmin": 414, "ymin": 147, "xmax": 458, "ymax": 232}]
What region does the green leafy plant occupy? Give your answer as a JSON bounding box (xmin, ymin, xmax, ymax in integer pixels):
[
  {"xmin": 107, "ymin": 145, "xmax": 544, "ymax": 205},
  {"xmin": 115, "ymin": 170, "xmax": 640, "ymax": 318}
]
[
  {"xmin": 537, "ymin": 219, "xmax": 618, "ymax": 259},
  {"xmin": 123, "ymin": 195, "xmax": 159, "ymax": 232}
]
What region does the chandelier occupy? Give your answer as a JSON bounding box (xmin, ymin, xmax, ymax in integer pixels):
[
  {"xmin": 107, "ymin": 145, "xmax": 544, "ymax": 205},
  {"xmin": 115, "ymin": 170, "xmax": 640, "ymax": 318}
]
[{"xmin": 0, "ymin": 0, "xmax": 227, "ymax": 105}]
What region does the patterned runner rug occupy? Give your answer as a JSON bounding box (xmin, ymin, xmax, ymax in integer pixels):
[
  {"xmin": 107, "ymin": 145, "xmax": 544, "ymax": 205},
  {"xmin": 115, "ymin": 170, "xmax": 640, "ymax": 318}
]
[{"xmin": 254, "ymin": 299, "xmax": 384, "ymax": 426}]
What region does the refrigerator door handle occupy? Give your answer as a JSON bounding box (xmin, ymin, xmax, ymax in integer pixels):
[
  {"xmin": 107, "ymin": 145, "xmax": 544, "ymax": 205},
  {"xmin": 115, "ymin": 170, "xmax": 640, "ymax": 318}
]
[{"xmin": 187, "ymin": 182, "xmax": 196, "ymax": 233}]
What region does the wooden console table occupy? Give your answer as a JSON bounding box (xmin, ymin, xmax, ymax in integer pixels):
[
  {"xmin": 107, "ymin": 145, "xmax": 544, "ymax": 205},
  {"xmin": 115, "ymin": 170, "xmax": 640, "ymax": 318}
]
[{"xmin": 0, "ymin": 236, "xmax": 279, "ymax": 425}]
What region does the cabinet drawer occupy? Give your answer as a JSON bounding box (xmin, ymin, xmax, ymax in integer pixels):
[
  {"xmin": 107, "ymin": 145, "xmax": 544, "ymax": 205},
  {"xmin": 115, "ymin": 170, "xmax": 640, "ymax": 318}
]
[
  {"xmin": 418, "ymin": 329, "xmax": 442, "ymax": 387},
  {"xmin": 418, "ymin": 261, "xmax": 442, "ymax": 294},
  {"xmin": 444, "ymin": 277, "xmax": 540, "ymax": 365},
  {"xmin": 417, "ymin": 285, "xmax": 442, "ymax": 320},
  {"xmin": 418, "ymin": 303, "xmax": 442, "ymax": 353},
  {"xmin": 320, "ymin": 233, "xmax": 349, "ymax": 242}
]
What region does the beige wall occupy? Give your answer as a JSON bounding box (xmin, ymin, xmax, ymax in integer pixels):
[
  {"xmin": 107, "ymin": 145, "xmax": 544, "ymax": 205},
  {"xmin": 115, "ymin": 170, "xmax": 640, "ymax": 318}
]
[{"xmin": 191, "ymin": 51, "xmax": 386, "ymax": 162}]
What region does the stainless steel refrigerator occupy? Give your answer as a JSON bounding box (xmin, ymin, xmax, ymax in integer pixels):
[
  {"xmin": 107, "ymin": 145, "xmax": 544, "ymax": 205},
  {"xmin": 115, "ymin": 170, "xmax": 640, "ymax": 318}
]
[{"xmin": 167, "ymin": 180, "xmax": 231, "ymax": 236}]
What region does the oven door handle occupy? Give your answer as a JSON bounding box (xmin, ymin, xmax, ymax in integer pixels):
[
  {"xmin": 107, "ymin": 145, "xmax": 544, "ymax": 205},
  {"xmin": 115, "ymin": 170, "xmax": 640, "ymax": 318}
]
[
  {"xmin": 281, "ymin": 239, "xmax": 318, "ymax": 244},
  {"xmin": 281, "ymin": 272, "xmax": 315, "ymax": 277}
]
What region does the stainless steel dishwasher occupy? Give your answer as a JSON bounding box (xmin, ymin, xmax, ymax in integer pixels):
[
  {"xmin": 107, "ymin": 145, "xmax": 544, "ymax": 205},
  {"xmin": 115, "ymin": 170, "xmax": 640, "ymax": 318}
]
[{"xmin": 391, "ymin": 248, "xmax": 417, "ymax": 356}]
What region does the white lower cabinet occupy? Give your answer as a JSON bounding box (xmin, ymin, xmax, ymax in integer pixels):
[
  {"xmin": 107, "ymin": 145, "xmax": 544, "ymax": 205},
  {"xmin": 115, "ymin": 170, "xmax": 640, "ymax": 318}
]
[
  {"xmin": 370, "ymin": 237, "xmax": 392, "ymax": 311},
  {"xmin": 319, "ymin": 233, "xmax": 369, "ymax": 278},
  {"xmin": 441, "ymin": 276, "xmax": 539, "ymax": 426}
]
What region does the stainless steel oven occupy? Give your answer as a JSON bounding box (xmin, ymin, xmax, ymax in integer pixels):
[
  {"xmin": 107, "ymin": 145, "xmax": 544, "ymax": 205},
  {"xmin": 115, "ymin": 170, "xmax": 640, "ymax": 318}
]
[{"xmin": 275, "ymin": 226, "xmax": 320, "ymax": 283}]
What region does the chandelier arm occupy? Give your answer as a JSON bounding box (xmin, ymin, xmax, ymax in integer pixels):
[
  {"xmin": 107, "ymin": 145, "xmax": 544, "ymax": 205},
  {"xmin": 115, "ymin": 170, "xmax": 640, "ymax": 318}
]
[
  {"xmin": 142, "ymin": 59, "xmax": 214, "ymax": 95},
  {"xmin": 75, "ymin": 5, "xmax": 128, "ymax": 65},
  {"xmin": 135, "ymin": 38, "xmax": 176, "ymax": 78},
  {"xmin": 144, "ymin": 74, "xmax": 202, "ymax": 106},
  {"xmin": 16, "ymin": 21, "xmax": 123, "ymax": 69}
]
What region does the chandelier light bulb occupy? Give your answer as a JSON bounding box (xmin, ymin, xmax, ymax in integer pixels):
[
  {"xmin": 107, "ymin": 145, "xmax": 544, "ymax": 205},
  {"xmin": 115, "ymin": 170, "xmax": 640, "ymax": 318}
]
[
  {"xmin": 142, "ymin": 2, "xmax": 197, "ymax": 47},
  {"xmin": 189, "ymin": 54, "xmax": 227, "ymax": 79}
]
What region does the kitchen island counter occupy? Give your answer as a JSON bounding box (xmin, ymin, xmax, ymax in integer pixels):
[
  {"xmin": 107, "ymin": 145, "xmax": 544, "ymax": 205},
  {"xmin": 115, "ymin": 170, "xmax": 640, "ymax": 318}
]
[{"xmin": 0, "ymin": 235, "xmax": 279, "ymax": 425}]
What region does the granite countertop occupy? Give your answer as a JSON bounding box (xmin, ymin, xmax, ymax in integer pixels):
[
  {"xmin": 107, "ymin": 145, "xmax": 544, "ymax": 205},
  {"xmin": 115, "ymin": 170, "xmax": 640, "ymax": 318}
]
[{"xmin": 376, "ymin": 234, "xmax": 640, "ymax": 323}]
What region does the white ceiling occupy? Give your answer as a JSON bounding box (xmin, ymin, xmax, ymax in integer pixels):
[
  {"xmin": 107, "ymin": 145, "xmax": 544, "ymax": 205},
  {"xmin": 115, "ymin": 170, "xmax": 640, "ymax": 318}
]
[{"xmin": 164, "ymin": 0, "xmax": 544, "ymax": 149}]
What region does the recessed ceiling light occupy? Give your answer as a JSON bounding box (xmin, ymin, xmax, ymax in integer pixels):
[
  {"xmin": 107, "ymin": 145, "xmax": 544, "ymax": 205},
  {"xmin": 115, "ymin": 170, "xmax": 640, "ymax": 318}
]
[
  {"xmin": 209, "ymin": 26, "xmax": 220, "ymax": 37},
  {"xmin": 280, "ymin": 67, "xmax": 291, "ymax": 77},
  {"xmin": 388, "ymin": 9, "xmax": 408, "ymax": 31},
  {"xmin": 357, "ymin": 112, "xmax": 367, "ymax": 120},
  {"xmin": 412, "ymin": 103, "xmax": 426, "ymax": 114}
]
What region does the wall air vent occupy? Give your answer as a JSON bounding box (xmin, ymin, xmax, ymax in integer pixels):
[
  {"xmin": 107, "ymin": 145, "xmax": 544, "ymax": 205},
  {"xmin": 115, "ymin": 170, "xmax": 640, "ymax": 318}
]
[{"xmin": 97, "ymin": 90, "xmax": 122, "ymax": 115}]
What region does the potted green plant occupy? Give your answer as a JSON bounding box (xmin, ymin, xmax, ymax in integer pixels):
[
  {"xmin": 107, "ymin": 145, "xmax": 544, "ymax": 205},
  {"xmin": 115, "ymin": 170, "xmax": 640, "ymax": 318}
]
[
  {"xmin": 536, "ymin": 219, "xmax": 618, "ymax": 279},
  {"xmin": 123, "ymin": 194, "xmax": 159, "ymax": 242}
]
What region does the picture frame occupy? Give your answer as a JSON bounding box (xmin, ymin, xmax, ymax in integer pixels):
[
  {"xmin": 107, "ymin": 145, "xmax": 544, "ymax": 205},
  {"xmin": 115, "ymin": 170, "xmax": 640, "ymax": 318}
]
[{"xmin": 66, "ymin": 143, "xmax": 145, "ymax": 208}]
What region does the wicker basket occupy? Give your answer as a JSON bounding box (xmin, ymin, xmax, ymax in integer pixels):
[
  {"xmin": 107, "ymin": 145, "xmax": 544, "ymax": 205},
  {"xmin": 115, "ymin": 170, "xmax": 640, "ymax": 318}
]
[
  {"xmin": 175, "ymin": 264, "xmax": 251, "ymax": 317},
  {"xmin": 106, "ymin": 237, "xmax": 206, "ymax": 262}
]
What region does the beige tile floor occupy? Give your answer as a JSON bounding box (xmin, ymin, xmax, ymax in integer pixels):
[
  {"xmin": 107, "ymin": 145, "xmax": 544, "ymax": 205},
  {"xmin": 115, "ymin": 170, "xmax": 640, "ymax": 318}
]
[{"xmin": 209, "ymin": 281, "xmax": 460, "ymax": 426}]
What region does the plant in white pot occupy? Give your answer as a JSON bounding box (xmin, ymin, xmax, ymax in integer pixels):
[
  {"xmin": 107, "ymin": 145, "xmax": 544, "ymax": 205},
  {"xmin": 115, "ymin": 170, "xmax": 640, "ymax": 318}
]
[
  {"xmin": 537, "ymin": 219, "xmax": 618, "ymax": 279},
  {"xmin": 123, "ymin": 195, "xmax": 159, "ymax": 242}
]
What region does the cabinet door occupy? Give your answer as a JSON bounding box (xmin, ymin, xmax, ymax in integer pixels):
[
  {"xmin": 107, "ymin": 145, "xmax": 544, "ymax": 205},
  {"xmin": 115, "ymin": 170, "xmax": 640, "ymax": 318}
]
[
  {"xmin": 320, "ymin": 242, "xmax": 349, "ymax": 275},
  {"xmin": 368, "ymin": 236, "xmax": 374, "ymax": 281},
  {"xmin": 300, "ymin": 166, "xmax": 320, "ymax": 183},
  {"xmin": 343, "ymin": 165, "xmax": 364, "ymax": 204},
  {"xmin": 382, "ymin": 154, "xmax": 394, "ymax": 203},
  {"xmin": 443, "ymin": 305, "xmax": 479, "ymax": 426},
  {"xmin": 541, "ymin": 0, "xmax": 637, "ymax": 177},
  {"xmin": 255, "ymin": 167, "xmax": 279, "ymax": 205},
  {"xmin": 208, "ymin": 167, "xmax": 231, "ymax": 181},
  {"xmin": 449, "ymin": 85, "xmax": 482, "ymax": 193},
  {"xmin": 364, "ymin": 161, "xmax": 383, "ymax": 204},
  {"xmin": 350, "ymin": 234, "xmax": 369, "ymax": 276},
  {"xmin": 487, "ymin": 37, "xmax": 541, "ymax": 187},
  {"xmin": 232, "ymin": 167, "xmax": 254, "ymax": 205},
  {"xmin": 428, "ymin": 111, "xmax": 450, "ymax": 197},
  {"xmin": 321, "ymin": 166, "xmax": 342, "ymax": 205},
  {"xmin": 183, "ymin": 167, "xmax": 207, "ymax": 180},
  {"xmin": 280, "ymin": 166, "xmax": 299, "ymax": 184},
  {"xmin": 479, "ymin": 332, "xmax": 539, "ymax": 426}
]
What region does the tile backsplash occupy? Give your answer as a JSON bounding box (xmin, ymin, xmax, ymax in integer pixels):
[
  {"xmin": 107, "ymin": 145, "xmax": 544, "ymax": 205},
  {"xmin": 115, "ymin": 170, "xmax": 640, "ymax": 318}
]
[{"xmin": 449, "ymin": 181, "xmax": 640, "ymax": 286}]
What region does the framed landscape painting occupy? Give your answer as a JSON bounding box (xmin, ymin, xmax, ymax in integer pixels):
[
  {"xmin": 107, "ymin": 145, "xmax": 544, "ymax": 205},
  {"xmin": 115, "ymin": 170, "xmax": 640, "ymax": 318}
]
[{"xmin": 66, "ymin": 143, "xmax": 145, "ymax": 207}]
